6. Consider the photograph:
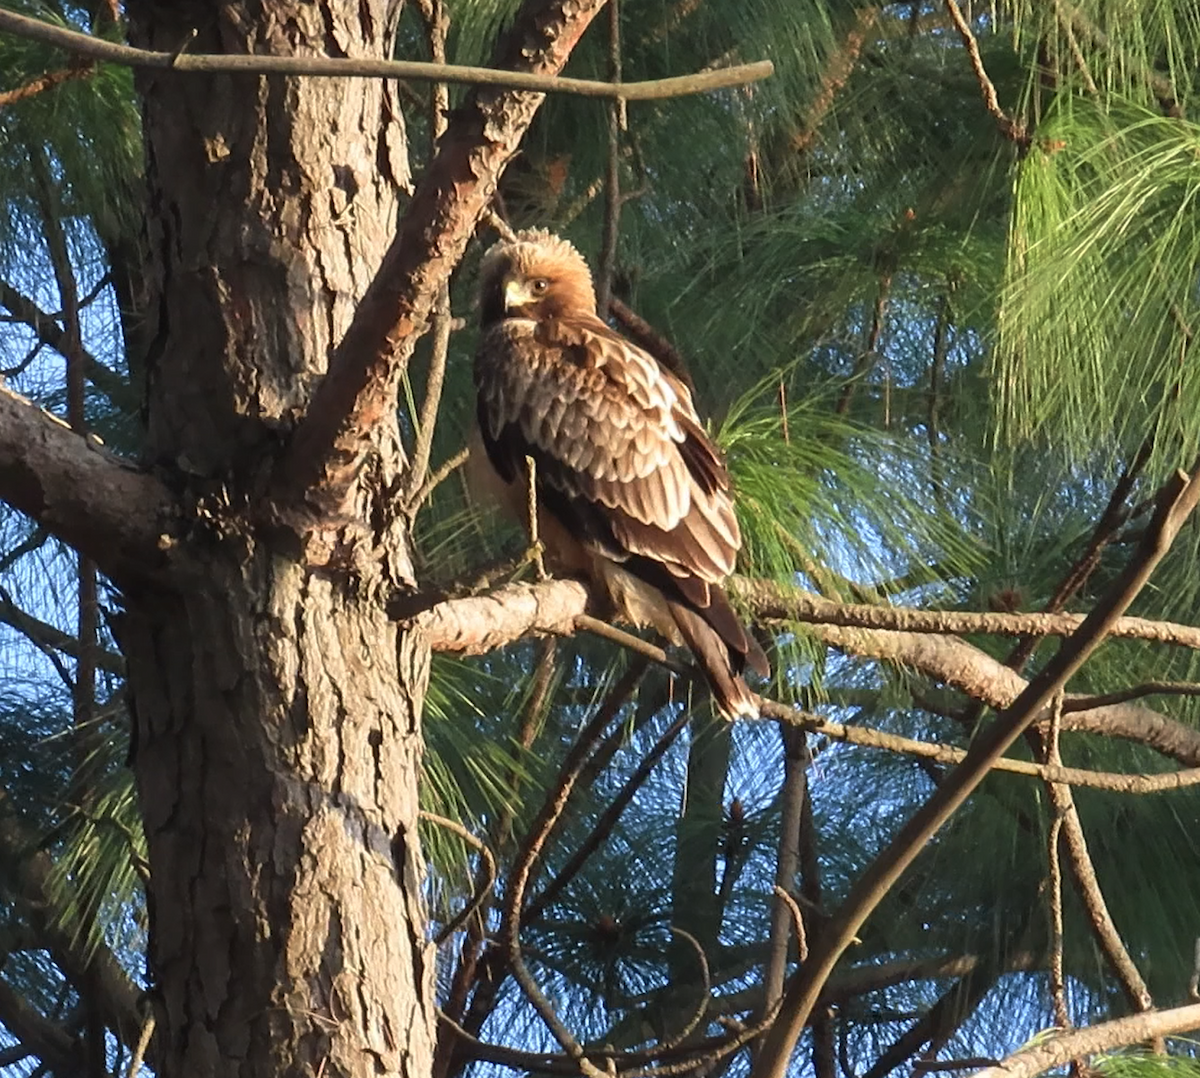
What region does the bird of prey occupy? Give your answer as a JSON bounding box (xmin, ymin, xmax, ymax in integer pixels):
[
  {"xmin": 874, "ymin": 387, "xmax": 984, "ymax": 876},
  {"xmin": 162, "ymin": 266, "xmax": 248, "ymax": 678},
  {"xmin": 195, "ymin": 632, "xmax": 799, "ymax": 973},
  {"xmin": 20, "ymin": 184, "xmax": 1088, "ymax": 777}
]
[{"xmin": 470, "ymin": 228, "xmax": 768, "ymax": 717}]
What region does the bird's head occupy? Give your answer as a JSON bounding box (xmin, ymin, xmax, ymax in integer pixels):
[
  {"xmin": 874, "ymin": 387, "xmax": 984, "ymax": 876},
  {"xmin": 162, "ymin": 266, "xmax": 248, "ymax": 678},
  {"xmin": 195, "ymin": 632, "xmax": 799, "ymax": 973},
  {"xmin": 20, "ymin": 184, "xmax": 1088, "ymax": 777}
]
[{"xmin": 478, "ymin": 229, "xmax": 596, "ymax": 325}]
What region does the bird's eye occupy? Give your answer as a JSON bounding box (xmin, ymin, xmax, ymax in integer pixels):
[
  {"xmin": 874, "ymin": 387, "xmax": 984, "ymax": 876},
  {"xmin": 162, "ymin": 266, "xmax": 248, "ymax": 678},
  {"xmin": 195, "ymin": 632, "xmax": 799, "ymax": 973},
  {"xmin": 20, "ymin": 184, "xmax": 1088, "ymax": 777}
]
[{"xmin": 532, "ymin": 278, "xmax": 550, "ymax": 293}]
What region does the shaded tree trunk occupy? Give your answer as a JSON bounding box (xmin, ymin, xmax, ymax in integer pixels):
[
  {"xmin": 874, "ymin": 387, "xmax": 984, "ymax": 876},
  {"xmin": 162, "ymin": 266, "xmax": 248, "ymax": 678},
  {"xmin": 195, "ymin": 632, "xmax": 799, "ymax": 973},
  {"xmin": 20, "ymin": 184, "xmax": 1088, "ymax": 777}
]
[{"xmin": 116, "ymin": 2, "xmax": 434, "ymax": 1075}]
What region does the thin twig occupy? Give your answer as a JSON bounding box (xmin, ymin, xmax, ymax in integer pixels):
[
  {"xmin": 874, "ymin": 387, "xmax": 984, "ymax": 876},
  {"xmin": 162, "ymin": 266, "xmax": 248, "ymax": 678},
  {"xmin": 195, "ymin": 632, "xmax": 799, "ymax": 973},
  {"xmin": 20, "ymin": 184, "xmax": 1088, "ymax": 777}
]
[
  {"xmin": 1046, "ymin": 754, "xmax": 1159, "ymax": 1019},
  {"xmin": 782, "ymin": 706, "xmax": 1200, "ymax": 795},
  {"xmin": 574, "ymin": 614, "xmax": 691, "ymax": 676},
  {"xmin": 942, "ymin": 0, "xmax": 1028, "ymax": 145},
  {"xmin": 0, "ymin": 9, "xmax": 772, "ymax": 100},
  {"xmin": 660, "ymin": 927, "xmax": 711, "ymax": 1051},
  {"xmin": 408, "ymin": 446, "xmax": 469, "ymax": 513},
  {"xmin": 1045, "ymin": 695, "xmax": 1071, "ymax": 1033},
  {"xmin": 498, "ymin": 683, "xmax": 636, "ymax": 1075},
  {"xmin": 772, "ymin": 886, "xmax": 808, "ymax": 963},
  {"xmin": 420, "ymin": 811, "xmax": 498, "ymax": 944},
  {"xmin": 404, "ymin": 0, "xmax": 454, "ymax": 508},
  {"xmin": 126, "ymin": 1011, "xmax": 155, "ymax": 1078},
  {"xmin": 525, "ymin": 705, "xmax": 690, "ymax": 922},
  {"xmin": 835, "ymin": 274, "xmax": 891, "ymax": 415}
]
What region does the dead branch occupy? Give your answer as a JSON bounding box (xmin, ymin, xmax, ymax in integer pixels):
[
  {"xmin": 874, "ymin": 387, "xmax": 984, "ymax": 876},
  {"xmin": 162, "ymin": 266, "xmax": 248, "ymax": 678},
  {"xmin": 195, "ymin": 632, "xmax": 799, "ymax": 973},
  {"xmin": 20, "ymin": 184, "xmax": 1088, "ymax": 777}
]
[
  {"xmin": 969, "ymin": 1002, "xmax": 1200, "ymax": 1078},
  {"xmin": 0, "ymin": 9, "xmax": 771, "ymax": 101},
  {"xmin": 747, "ymin": 465, "xmax": 1200, "ymax": 1078},
  {"xmin": 1048, "ymin": 766, "xmax": 1157, "ymax": 1016},
  {"xmin": 0, "ymin": 382, "xmax": 175, "ymax": 587},
  {"xmin": 1045, "ymin": 698, "xmax": 1072, "ymax": 1034}
]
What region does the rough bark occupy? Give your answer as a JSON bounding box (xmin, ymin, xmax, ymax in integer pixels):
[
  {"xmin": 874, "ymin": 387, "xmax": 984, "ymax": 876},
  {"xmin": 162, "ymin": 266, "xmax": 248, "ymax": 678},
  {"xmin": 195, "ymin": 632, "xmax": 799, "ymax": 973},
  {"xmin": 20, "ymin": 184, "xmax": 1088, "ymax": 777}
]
[{"xmin": 115, "ymin": 3, "xmax": 434, "ymax": 1076}]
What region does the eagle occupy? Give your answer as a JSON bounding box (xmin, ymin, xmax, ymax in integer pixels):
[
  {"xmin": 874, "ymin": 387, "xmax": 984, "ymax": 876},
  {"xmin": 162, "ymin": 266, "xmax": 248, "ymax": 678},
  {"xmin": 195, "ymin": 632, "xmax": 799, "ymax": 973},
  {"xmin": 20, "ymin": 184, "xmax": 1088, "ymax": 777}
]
[{"xmin": 470, "ymin": 229, "xmax": 768, "ymax": 717}]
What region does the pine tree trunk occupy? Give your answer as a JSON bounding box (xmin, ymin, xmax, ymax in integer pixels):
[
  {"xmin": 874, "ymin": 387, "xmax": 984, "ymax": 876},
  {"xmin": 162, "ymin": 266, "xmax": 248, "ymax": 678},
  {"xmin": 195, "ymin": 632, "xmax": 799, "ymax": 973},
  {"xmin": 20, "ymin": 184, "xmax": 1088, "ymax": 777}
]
[{"xmin": 117, "ymin": 3, "xmax": 434, "ymax": 1075}]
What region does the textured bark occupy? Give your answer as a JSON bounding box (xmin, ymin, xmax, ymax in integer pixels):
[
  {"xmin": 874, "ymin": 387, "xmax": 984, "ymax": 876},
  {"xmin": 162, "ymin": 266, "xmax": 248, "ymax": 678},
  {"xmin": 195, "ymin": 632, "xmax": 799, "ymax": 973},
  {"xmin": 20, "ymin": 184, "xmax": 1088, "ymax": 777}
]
[
  {"xmin": 0, "ymin": 383, "xmax": 173, "ymax": 585},
  {"xmin": 117, "ymin": 3, "xmax": 434, "ymax": 1076}
]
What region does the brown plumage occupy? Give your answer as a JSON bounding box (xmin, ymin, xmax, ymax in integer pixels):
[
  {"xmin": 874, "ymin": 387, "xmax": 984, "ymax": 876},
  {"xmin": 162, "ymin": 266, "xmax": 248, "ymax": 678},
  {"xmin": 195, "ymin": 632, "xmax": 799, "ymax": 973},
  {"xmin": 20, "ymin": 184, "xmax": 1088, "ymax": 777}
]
[{"xmin": 470, "ymin": 229, "xmax": 768, "ymax": 717}]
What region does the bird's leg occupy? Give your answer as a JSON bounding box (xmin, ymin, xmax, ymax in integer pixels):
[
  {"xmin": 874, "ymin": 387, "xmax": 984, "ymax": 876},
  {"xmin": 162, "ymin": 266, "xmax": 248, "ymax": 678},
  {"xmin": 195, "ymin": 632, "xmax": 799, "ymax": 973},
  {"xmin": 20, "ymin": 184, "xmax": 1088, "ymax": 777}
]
[{"xmin": 524, "ymin": 454, "xmax": 548, "ymax": 581}]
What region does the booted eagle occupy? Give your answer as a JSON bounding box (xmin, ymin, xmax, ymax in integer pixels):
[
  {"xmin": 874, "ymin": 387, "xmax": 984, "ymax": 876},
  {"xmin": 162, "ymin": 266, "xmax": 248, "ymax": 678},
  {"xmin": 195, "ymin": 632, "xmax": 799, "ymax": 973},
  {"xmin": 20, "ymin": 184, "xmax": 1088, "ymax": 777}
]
[{"xmin": 471, "ymin": 229, "xmax": 768, "ymax": 717}]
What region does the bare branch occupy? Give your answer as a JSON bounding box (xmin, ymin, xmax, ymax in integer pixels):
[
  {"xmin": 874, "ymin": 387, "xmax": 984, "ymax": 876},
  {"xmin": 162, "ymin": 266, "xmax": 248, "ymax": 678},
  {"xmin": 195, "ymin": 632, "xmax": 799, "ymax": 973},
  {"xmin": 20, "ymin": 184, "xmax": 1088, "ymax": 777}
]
[
  {"xmin": 0, "ymin": 590, "xmax": 125, "ymax": 675},
  {"xmin": 792, "ymin": 709, "xmax": 1200, "ymax": 794},
  {"xmin": 0, "ymin": 382, "xmax": 174, "ymax": 586},
  {"xmin": 415, "ymin": 570, "xmax": 1200, "ymax": 767},
  {"xmin": 969, "ymin": 1003, "xmax": 1200, "ymax": 1078},
  {"xmin": 748, "ymin": 465, "xmax": 1200, "ymax": 1078},
  {"xmin": 0, "ymin": 9, "xmax": 772, "ymax": 101},
  {"xmin": 0, "ymin": 278, "xmax": 136, "ymax": 409}
]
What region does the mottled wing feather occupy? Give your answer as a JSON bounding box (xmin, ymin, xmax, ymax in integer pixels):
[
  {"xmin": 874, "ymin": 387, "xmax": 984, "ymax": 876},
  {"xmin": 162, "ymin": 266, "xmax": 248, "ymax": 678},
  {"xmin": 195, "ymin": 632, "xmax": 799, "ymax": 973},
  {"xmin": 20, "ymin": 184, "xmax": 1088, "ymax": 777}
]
[{"xmin": 475, "ymin": 315, "xmax": 740, "ymax": 587}]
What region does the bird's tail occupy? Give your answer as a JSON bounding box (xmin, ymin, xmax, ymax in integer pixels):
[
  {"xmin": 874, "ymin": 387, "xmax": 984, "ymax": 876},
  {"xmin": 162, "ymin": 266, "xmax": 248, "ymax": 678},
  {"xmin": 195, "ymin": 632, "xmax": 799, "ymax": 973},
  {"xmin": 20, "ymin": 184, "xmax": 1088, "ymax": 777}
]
[{"xmin": 667, "ymin": 599, "xmax": 763, "ymax": 719}]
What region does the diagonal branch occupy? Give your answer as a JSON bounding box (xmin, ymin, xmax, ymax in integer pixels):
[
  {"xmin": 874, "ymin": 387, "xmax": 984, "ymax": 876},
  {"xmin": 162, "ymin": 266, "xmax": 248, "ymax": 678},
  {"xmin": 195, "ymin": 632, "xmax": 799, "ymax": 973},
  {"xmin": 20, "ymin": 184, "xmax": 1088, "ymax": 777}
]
[
  {"xmin": 0, "ymin": 590, "xmax": 125, "ymax": 675},
  {"xmin": 0, "ymin": 278, "xmax": 136, "ymax": 410},
  {"xmin": 279, "ymin": 0, "xmax": 609, "ymax": 511},
  {"xmin": 747, "ymin": 464, "xmax": 1200, "ymax": 1078},
  {"xmin": 0, "ymin": 382, "xmax": 174, "ymax": 586},
  {"xmin": 0, "ymin": 60, "xmax": 94, "ymax": 108}
]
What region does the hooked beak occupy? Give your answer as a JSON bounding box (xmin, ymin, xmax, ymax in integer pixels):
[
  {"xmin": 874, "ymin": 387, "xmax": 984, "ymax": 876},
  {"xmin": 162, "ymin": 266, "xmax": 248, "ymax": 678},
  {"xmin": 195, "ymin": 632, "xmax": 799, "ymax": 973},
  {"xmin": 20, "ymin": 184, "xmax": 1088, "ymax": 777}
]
[{"xmin": 503, "ymin": 277, "xmax": 535, "ymax": 313}]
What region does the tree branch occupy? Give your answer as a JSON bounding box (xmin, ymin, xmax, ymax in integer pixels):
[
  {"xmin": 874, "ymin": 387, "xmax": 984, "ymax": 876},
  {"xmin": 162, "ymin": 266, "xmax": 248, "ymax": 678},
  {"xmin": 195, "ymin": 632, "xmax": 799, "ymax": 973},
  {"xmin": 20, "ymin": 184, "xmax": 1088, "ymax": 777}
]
[
  {"xmin": 0, "ymin": 590, "xmax": 125, "ymax": 675},
  {"xmin": 969, "ymin": 1003, "xmax": 1200, "ymax": 1078},
  {"xmin": 0, "ymin": 787, "xmax": 149, "ymax": 1062},
  {"xmin": 0, "ymin": 976, "xmax": 78, "ymax": 1074},
  {"xmin": 0, "ymin": 383, "xmax": 174, "ymax": 586},
  {"xmin": 943, "ymin": 0, "xmax": 1028, "ymax": 145},
  {"xmin": 0, "ymin": 8, "xmax": 771, "ymax": 101},
  {"xmin": 0, "ymin": 60, "xmax": 94, "ymax": 108},
  {"xmin": 733, "ymin": 578, "xmax": 1200, "ymax": 652},
  {"xmin": 748, "ymin": 464, "xmax": 1200, "ymax": 1078}
]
